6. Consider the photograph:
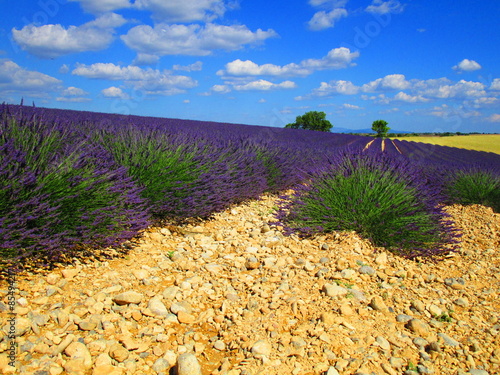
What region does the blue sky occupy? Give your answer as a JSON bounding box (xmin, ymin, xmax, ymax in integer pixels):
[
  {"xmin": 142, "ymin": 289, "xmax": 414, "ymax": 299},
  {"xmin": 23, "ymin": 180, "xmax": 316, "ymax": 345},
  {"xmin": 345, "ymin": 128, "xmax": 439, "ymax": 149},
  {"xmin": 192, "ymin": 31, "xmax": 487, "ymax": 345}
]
[{"xmin": 1, "ymin": 0, "xmax": 499, "ymax": 133}]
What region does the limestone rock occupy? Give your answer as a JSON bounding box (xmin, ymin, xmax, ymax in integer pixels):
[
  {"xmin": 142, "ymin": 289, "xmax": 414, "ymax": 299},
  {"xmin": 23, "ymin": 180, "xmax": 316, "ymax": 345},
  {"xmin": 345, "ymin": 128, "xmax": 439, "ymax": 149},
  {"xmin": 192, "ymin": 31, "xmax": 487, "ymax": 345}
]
[
  {"xmin": 64, "ymin": 342, "xmax": 92, "ymax": 369},
  {"xmin": 322, "ymin": 283, "xmax": 348, "ymax": 297},
  {"xmin": 112, "ymin": 291, "xmax": 143, "ymax": 305},
  {"xmin": 251, "ymin": 340, "xmax": 272, "ymax": 357},
  {"xmin": 176, "ymin": 353, "xmax": 202, "ymax": 375}
]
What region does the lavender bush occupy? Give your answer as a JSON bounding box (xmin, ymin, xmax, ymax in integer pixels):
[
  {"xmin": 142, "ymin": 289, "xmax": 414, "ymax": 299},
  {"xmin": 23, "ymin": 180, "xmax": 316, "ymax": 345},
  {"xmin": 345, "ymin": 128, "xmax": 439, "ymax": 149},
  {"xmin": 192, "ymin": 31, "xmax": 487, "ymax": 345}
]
[
  {"xmin": 443, "ymin": 167, "xmax": 500, "ymax": 212},
  {"xmin": 3, "ymin": 104, "xmax": 500, "ymax": 264},
  {"xmin": 276, "ymin": 149, "xmax": 461, "ymax": 259},
  {"xmin": 0, "ymin": 114, "xmax": 149, "ymax": 264}
]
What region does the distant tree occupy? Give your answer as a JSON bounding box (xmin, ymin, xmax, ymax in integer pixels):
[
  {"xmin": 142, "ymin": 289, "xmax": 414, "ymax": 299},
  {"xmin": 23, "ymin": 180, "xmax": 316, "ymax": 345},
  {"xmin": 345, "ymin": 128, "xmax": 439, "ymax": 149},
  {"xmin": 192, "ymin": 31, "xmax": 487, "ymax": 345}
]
[
  {"xmin": 371, "ymin": 119, "xmax": 390, "ymax": 138},
  {"xmin": 285, "ymin": 111, "xmax": 332, "ymax": 132}
]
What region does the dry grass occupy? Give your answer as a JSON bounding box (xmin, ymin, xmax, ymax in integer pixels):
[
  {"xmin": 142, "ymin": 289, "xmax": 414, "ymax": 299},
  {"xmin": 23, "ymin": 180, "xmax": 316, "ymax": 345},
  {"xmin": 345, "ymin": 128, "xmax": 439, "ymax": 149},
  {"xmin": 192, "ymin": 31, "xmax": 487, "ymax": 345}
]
[{"xmin": 392, "ymin": 134, "xmax": 500, "ymax": 155}]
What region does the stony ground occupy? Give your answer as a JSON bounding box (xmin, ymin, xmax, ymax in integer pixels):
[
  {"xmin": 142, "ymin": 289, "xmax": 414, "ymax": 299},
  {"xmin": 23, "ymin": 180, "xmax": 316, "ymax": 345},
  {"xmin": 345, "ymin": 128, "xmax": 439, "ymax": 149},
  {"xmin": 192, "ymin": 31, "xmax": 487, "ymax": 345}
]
[{"xmin": 1, "ymin": 194, "xmax": 499, "ymax": 375}]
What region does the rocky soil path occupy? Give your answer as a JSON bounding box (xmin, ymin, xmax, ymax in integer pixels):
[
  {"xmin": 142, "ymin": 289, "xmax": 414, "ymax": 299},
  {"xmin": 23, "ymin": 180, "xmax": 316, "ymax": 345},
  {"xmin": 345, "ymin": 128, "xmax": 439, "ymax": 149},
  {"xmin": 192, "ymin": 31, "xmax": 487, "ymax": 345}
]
[{"xmin": 1, "ymin": 194, "xmax": 499, "ymax": 375}]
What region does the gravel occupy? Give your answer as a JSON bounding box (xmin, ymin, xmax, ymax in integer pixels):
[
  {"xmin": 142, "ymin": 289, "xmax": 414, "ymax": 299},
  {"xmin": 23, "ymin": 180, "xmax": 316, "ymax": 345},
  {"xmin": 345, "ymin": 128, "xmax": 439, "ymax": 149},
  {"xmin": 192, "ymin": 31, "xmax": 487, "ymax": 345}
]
[{"xmin": 1, "ymin": 197, "xmax": 499, "ymax": 375}]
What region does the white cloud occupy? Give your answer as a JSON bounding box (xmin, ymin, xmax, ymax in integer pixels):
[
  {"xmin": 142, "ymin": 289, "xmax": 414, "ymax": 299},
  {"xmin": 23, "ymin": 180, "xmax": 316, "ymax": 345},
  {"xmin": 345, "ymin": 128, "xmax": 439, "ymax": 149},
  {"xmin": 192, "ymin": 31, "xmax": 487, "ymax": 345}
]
[
  {"xmin": 206, "ymin": 79, "xmax": 296, "ymax": 94},
  {"xmin": 0, "ymin": 59, "xmax": 61, "ymax": 95},
  {"xmin": 134, "ymin": 0, "xmax": 231, "ymax": 22},
  {"xmin": 309, "ymin": 0, "xmax": 348, "ymax": 6},
  {"xmin": 219, "ymin": 47, "xmax": 359, "ymax": 78},
  {"xmin": 210, "ymin": 84, "xmax": 231, "ymax": 94},
  {"xmin": 414, "ymin": 79, "xmax": 486, "ymax": 99},
  {"xmin": 487, "ymin": 114, "xmax": 500, "ymax": 122},
  {"xmin": 69, "ymin": 0, "xmax": 231, "ymax": 21},
  {"xmin": 307, "ymin": 0, "xmax": 348, "ymax": 31},
  {"xmin": 133, "ymin": 54, "xmax": 161, "ymax": 66},
  {"xmin": 490, "ymin": 78, "xmax": 500, "ymax": 90},
  {"xmin": 428, "ymin": 104, "xmax": 481, "ymax": 119},
  {"xmin": 366, "ymin": 0, "xmax": 404, "ymax": 14},
  {"xmin": 68, "ymin": 0, "xmax": 132, "ymax": 14},
  {"xmin": 72, "ymin": 63, "xmax": 197, "ymax": 95},
  {"xmin": 55, "ymin": 86, "xmax": 91, "ymax": 102},
  {"xmin": 12, "ymin": 13, "xmax": 126, "ymax": 58},
  {"xmin": 361, "ymin": 74, "xmax": 411, "ymax": 92},
  {"xmin": 372, "ymin": 94, "xmax": 391, "ymax": 104},
  {"xmin": 452, "ymin": 59, "xmax": 482, "ymax": 72},
  {"xmin": 296, "ymin": 80, "xmax": 359, "ymax": 100},
  {"xmin": 362, "ymin": 91, "xmax": 427, "ymax": 104},
  {"xmin": 121, "ymin": 23, "xmax": 277, "ymax": 58},
  {"xmin": 380, "ymin": 107, "xmax": 400, "ymax": 114},
  {"xmin": 342, "ymin": 103, "xmax": 362, "ymax": 109},
  {"xmin": 308, "ymin": 8, "xmax": 348, "ymax": 31},
  {"xmin": 56, "ymin": 97, "xmax": 91, "ymax": 102},
  {"xmin": 102, "ymin": 86, "xmax": 130, "ymax": 99},
  {"xmin": 59, "ymin": 64, "xmax": 70, "ymax": 74},
  {"xmin": 472, "ymin": 97, "xmax": 498, "ymax": 107},
  {"xmin": 233, "ymin": 79, "xmax": 296, "ymax": 91},
  {"xmin": 61, "ymin": 87, "xmax": 89, "ymax": 97},
  {"xmin": 393, "ymin": 91, "xmax": 429, "ymax": 103},
  {"xmin": 173, "ymin": 61, "xmax": 203, "ymax": 72},
  {"xmin": 406, "ymin": 105, "xmax": 483, "ymax": 119},
  {"xmin": 296, "ymin": 73, "xmax": 495, "ymax": 105}
]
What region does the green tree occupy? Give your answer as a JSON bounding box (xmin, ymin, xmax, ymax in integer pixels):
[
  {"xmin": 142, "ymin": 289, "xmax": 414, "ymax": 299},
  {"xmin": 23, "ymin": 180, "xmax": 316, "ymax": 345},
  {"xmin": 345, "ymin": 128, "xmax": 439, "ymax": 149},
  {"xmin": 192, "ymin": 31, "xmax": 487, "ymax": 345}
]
[
  {"xmin": 285, "ymin": 111, "xmax": 332, "ymax": 132},
  {"xmin": 372, "ymin": 119, "xmax": 390, "ymax": 138}
]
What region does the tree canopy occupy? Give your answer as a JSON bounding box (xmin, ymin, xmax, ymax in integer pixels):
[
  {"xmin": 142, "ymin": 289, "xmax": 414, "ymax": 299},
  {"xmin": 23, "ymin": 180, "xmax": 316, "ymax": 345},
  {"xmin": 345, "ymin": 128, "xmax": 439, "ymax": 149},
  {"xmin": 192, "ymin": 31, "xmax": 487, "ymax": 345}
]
[
  {"xmin": 285, "ymin": 111, "xmax": 332, "ymax": 132},
  {"xmin": 372, "ymin": 119, "xmax": 390, "ymax": 138}
]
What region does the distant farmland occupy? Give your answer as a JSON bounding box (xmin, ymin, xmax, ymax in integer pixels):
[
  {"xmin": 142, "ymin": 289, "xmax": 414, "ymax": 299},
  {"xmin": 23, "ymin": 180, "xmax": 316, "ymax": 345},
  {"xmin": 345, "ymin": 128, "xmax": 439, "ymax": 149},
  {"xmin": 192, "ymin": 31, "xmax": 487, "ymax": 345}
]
[{"xmin": 393, "ymin": 134, "xmax": 500, "ymax": 155}]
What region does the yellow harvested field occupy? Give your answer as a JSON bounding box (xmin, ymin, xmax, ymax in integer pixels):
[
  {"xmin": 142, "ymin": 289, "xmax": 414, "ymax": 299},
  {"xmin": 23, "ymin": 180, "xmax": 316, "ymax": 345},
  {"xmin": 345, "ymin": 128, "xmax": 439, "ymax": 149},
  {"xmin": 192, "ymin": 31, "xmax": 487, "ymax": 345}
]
[{"xmin": 392, "ymin": 134, "xmax": 500, "ymax": 155}]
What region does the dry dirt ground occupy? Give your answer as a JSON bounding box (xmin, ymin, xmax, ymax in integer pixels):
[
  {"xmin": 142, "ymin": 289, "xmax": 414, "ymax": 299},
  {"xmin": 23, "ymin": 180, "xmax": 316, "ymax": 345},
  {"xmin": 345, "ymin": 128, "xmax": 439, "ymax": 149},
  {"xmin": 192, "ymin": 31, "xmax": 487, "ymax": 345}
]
[{"xmin": 1, "ymin": 194, "xmax": 499, "ymax": 375}]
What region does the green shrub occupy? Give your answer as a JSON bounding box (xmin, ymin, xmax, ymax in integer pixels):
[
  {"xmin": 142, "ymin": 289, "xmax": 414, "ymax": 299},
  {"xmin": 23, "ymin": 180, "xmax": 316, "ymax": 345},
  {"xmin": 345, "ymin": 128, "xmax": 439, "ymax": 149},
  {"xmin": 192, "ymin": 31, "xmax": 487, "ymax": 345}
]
[
  {"xmin": 277, "ymin": 150, "xmax": 460, "ymax": 259},
  {"xmin": 445, "ymin": 169, "xmax": 500, "ymax": 212},
  {"xmin": 0, "ymin": 116, "xmax": 149, "ymax": 263},
  {"xmin": 96, "ymin": 127, "xmax": 205, "ymax": 217}
]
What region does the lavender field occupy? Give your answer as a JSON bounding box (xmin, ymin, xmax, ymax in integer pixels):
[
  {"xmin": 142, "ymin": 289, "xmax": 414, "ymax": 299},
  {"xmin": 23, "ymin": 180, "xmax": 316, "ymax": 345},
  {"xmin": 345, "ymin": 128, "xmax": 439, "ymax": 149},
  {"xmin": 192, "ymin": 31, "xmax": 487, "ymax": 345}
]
[{"xmin": 1, "ymin": 104, "xmax": 499, "ymax": 267}]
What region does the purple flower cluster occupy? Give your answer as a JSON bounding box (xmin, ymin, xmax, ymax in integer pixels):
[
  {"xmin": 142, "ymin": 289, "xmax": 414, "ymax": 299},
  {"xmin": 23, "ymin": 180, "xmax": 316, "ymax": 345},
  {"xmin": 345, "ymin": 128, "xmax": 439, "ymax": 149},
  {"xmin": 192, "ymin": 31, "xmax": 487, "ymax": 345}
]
[
  {"xmin": 1, "ymin": 103, "xmax": 499, "ymax": 265},
  {"xmin": 276, "ymin": 148, "xmax": 462, "ymax": 259}
]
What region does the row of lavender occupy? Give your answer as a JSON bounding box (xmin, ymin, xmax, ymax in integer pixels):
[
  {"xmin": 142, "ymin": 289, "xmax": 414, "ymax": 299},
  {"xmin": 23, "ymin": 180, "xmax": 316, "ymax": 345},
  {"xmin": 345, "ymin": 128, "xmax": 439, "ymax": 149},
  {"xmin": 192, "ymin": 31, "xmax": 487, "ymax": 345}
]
[{"xmin": 1, "ymin": 104, "xmax": 499, "ymax": 265}]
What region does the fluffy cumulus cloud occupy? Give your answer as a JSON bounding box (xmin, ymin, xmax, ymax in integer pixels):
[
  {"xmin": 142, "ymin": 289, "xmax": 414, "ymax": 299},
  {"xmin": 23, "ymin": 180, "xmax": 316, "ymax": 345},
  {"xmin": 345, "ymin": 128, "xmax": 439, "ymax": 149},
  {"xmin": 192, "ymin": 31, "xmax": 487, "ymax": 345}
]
[
  {"xmin": 296, "ymin": 80, "xmax": 359, "ymax": 100},
  {"xmin": 296, "ymin": 73, "xmax": 496, "ymax": 104},
  {"xmin": 12, "ymin": 13, "xmax": 126, "ymax": 58},
  {"xmin": 429, "ymin": 104, "xmax": 481, "ymax": 119},
  {"xmin": 56, "ymin": 86, "xmax": 91, "ymax": 102},
  {"xmin": 0, "ymin": 59, "xmax": 61, "ymax": 95},
  {"xmin": 72, "ymin": 63, "xmax": 197, "ymax": 95},
  {"xmin": 452, "ymin": 59, "xmax": 482, "ymax": 72},
  {"xmin": 102, "ymin": 86, "xmax": 130, "ymax": 99},
  {"xmin": 487, "ymin": 114, "xmax": 500, "ymax": 122},
  {"xmin": 173, "ymin": 61, "xmax": 203, "ymax": 72},
  {"xmin": 233, "ymin": 79, "xmax": 296, "ymax": 91},
  {"xmin": 206, "ymin": 79, "xmax": 296, "ymax": 94},
  {"xmin": 308, "ymin": 0, "xmax": 348, "ymax": 31},
  {"xmin": 489, "ymin": 78, "xmax": 500, "ymax": 90},
  {"xmin": 219, "ymin": 47, "xmax": 359, "ymax": 78},
  {"xmin": 134, "ymin": 0, "xmax": 231, "ymax": 22},
  {"xmin": 308, "ymin": 8, "xmax": 347, "ymax": 31},
  {"xmin": 69, "ymin": 0, "xmax": 232, "ymax": 21},
  {"xmin": 60, "ymin": 87, "xmax": 89, "ymax": 97},
  {"xmin": 68, "ymin": 0, "xmax": 133, "ymax": 14},
  {"xmin": 361, "ymin": 74, "xmax": 411, "ymax": 92},
  {"xmin": 366, "ymin": 0, "xmax": 404, "ymax": 14},
  {"xmin": 121, "ymin": 23, "xmax": 277, "ymax": 60},
  {"xmin": 342, "ymin": 103, "xmax": 362, "ymax": 110},
  {"xmin": 209, "ymin": 84, "xmax": 231, "ymax": 94},
  {"xmin": 414, "ymin": 79, "xmax": 486, "ymax": 99},
  {"xmin": 392, "ymin": 91, "xmax": 428, "ymax": 103}
]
